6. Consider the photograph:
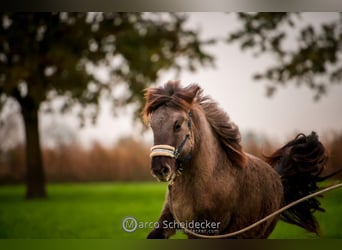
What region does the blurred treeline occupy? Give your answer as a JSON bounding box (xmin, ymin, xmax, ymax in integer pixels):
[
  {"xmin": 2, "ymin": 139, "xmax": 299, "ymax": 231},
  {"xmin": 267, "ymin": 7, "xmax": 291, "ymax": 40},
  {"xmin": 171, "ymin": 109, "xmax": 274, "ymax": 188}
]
[
  {"xmin": 1, "ymin": 130, "xmax": 341, "ymax": 184},
  {"xmin": 0, "ymin": 137, "xmax": 151, "ymax": 183}
]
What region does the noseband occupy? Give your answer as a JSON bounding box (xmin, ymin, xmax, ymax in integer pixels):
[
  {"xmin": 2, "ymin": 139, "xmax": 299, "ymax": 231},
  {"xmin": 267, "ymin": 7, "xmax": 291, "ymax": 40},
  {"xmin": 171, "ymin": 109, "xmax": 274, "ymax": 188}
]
[{"xmin": 149, "ymin": 111, "xmax": 192, "ymax": 174}]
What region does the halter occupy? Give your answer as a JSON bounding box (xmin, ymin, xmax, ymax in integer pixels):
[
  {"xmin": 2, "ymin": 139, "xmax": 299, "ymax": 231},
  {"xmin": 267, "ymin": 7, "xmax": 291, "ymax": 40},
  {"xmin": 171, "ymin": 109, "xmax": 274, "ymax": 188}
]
[{"xmin": 149, "ymin": 111, "xmax": 192, "ymax": 174}]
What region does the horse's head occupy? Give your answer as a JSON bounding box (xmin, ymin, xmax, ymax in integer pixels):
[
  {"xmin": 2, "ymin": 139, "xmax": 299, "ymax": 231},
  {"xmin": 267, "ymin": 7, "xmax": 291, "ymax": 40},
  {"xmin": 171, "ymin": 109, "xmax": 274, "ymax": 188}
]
[
  {"xmin": 149, "ymin": 106, "xmax": 194, "ymax": 182},
  {"xmin": 143, "ymin": 81, "xmax": 200, "ymax": 182}
]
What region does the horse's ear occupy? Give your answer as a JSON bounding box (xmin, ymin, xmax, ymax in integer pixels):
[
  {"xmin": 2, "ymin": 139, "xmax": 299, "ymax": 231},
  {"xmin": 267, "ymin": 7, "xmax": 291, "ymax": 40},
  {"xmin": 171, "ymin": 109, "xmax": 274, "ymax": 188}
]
[
  {"xmin": 186, "ymin": 84, "xmax": 202, "ymax": 103},
  {"xmin": 142, "ymin": 87, "xmax": 155, "ymax": 124}
]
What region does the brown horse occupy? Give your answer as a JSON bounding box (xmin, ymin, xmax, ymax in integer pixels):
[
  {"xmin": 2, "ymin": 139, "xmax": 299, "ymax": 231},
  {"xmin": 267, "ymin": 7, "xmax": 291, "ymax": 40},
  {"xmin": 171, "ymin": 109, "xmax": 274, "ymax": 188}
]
[{"xmin": 143, "ymin": 81, "xmax": 330, "ymax": 239}]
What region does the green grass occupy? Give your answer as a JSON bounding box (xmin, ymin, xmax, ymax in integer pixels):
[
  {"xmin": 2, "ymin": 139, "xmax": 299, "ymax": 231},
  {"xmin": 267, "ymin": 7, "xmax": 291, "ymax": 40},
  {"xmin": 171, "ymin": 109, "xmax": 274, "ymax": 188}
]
[{"xmin": 0, "ymin": 182, "xmax": 341, "ymax": 239}]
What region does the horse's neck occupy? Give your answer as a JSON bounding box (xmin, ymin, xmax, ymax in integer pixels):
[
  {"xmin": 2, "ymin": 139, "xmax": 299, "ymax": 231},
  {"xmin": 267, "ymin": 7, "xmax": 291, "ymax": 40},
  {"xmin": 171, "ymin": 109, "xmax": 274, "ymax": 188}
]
[{"xmin": 186, "ymin": 108, "xmax": 230, "ymax": 186}]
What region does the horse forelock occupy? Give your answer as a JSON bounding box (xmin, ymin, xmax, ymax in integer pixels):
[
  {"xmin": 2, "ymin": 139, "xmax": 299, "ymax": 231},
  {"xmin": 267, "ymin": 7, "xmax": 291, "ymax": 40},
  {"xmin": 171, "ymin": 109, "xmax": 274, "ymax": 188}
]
[{"xmin": 143, "ymin": 81, "xmax": 200, "ymax": 123}]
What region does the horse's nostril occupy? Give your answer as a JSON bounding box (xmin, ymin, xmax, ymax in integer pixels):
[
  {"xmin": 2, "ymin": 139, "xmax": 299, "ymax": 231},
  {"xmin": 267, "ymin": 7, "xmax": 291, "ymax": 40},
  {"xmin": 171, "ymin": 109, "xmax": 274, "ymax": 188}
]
[{"xmin": 161, "ymin": 166, "xmax": 170, "ymax": 175}]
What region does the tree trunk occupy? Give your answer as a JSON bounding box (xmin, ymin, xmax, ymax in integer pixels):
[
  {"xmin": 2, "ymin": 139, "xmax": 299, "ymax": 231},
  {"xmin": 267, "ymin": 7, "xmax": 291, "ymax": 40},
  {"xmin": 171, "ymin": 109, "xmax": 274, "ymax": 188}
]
[{"xmin": 20, "ymin": 96, "xmax": 47, "ymax": 199}]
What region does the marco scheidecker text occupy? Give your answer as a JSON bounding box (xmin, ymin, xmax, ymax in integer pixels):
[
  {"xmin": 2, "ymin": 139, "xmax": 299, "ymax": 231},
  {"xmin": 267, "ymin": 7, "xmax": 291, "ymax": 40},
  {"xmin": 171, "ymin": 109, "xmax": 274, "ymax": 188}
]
[{"xmin": 122, "ymin": 216, "xmax": 221, "ymax": 234}]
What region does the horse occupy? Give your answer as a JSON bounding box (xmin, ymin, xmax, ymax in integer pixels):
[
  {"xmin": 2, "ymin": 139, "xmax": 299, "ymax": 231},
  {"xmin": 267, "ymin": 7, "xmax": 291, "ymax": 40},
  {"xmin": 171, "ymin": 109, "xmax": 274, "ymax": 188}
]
[{"xmin": 143, "ymin": 81, "xmax": 331, "ymax": 239}]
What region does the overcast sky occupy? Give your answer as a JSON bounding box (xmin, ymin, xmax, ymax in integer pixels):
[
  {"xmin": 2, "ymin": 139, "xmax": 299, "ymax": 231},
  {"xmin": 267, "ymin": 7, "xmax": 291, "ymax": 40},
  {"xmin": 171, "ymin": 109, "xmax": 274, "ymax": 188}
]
[{"xmin": 43, "ymin": 12, "xmax": 342, "ymax": 147}]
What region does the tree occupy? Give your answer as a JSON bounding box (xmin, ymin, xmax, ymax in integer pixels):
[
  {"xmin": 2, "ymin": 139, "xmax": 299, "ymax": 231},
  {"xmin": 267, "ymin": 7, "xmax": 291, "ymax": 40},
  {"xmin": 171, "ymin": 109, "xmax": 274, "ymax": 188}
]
[
  {"xmin": 0, "ymin": 13, "xmax": 214, "ymax": 198},
  {"xmin": 227, "ymin": 13, "xmax": 342, "ymax": 100}
]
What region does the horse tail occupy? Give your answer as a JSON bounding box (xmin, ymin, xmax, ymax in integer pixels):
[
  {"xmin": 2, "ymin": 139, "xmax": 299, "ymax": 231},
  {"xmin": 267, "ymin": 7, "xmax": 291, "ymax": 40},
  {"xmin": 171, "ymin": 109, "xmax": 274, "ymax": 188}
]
[{"xmin": 265, "ymin": 131, "xmax": 338, "ymax": 235}]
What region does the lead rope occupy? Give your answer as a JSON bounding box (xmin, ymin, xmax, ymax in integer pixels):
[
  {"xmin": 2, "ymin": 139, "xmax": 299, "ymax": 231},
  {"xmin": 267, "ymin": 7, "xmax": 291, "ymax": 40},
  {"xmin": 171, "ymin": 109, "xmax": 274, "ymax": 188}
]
[{"xmin": 168, "ymin": 182, "xmax": 342, "ymax": 239}]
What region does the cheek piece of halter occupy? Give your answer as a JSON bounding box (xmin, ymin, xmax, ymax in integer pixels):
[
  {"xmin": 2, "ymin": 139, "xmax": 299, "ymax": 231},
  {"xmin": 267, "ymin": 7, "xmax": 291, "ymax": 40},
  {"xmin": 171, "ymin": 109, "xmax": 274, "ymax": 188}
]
[{"xmin": 149, "ymin": 111, "xmax": 192, "ymax": 175}]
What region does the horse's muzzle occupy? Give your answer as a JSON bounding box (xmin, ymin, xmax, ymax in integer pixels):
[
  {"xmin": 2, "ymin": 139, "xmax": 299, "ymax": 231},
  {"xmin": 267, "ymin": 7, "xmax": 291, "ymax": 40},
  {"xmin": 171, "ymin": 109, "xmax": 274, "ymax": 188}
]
[{"xmin": 150, "ymin": 157, "xmax": 175, "ymax": 182}]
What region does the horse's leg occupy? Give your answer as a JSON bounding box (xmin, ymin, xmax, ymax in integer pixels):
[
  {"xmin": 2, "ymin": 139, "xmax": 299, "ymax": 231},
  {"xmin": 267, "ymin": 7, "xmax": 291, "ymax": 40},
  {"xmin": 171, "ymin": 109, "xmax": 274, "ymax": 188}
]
[{"xmin": 147, "ymin": 202, "xmax": 176, "ymax": 239}]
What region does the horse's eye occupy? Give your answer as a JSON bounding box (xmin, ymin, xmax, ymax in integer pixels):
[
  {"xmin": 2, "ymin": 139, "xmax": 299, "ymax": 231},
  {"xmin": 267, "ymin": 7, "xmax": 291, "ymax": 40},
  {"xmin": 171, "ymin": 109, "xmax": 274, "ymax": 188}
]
[{"xmin": 174, "ymin": 121, "xmax": 182, "ymax": 132}]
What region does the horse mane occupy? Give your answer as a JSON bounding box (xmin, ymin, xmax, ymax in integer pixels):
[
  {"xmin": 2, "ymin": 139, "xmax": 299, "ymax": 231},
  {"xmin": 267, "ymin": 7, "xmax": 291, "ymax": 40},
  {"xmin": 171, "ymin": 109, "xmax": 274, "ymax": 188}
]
[
  {"xmin": 196, "ymin": 89, "xmax": 247, "ymax": 168},
  {"xmin": 143, "ymin": 81, "xmax": 247, "ymax": 168}
]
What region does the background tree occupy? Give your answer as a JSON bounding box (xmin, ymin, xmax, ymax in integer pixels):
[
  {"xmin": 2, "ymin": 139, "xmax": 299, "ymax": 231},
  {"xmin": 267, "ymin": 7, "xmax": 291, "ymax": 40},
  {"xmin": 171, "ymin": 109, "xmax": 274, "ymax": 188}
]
[
  {"xmin": 0, "ymin": 13, "xmax": 214, "ymax": 198},
  {"xmin": 227, "ymin": 13, "xmax": 342, "ymax": 100}
]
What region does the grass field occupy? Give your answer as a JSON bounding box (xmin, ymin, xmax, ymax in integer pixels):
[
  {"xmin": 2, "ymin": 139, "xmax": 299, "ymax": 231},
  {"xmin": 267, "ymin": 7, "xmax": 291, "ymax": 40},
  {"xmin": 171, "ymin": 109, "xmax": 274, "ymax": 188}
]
[{"xmin": 0, "ymin": 182, "xmax": 341, "ymax": 239}]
